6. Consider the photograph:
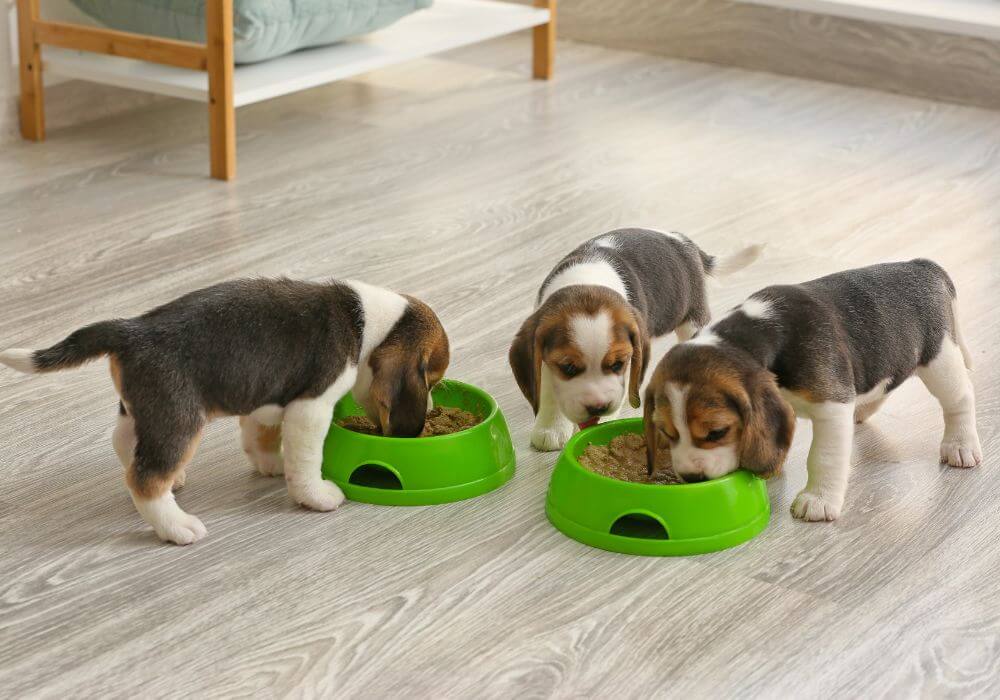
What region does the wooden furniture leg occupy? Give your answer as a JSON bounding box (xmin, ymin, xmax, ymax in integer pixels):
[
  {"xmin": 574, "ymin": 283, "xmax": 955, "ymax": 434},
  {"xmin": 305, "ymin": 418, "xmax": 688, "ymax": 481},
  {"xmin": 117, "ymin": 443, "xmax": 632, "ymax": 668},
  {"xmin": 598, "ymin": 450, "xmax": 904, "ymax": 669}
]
[
  {"xmin": 532, "ymin": 0, "xmax": 556, "ymax": 80},
  {"xmin": 16, "ymin": 0, "xmax": 45, "ymax": 140},
  {"xmin": 206, "ymin": 0, "xmax": 235, "ymax": 181}
]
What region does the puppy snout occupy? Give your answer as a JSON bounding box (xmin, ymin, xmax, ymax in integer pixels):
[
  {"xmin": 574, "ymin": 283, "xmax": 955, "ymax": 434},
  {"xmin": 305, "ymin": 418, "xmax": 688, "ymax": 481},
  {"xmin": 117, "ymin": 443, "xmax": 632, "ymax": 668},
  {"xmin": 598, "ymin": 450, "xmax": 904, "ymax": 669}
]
[
  {"xmin": 679, "ymin": 473, "xmax": 708, "ymax": 484},
  {"xmin": 585, "ymin": 403, "xmax": 611, "ymax": 417}
]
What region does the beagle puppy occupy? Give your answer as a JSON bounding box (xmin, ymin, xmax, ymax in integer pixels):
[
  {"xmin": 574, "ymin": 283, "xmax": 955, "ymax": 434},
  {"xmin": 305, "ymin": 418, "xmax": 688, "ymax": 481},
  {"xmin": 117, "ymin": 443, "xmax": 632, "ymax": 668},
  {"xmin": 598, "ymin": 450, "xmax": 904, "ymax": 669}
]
[
  {"xmin": 509, "ymin": 228, "xmax": 762, "ymax": 451},
  {"xmin": 0, "ymin": 278, "xmax": 449, "ymax": 545},
  {"xmin": 644, "ymin": 259, "xmax": 982, "ymax": 521}
]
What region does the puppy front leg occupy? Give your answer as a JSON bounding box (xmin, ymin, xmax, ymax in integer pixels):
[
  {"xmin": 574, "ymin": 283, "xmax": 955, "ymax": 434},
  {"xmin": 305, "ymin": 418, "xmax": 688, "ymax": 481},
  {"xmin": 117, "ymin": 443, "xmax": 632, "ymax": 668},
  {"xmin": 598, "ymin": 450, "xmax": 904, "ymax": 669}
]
[
  {"xmin": 530, "ymin": 365, "xmax": 575, "ymax": 452},
  {"xmin": 791, "ymin": 402, "xmax": 854, "ymax": 522},
  {"xmin": 282, "ymin": 367, "xmax": 356, "ymax": 511}
]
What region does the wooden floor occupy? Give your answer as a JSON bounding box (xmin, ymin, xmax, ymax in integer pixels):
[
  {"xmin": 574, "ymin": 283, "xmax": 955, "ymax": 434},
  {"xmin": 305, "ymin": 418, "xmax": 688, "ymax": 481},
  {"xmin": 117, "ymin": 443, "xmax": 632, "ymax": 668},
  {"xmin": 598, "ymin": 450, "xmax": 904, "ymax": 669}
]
[{"xmin": 1, "ymin": 36, "xmax": 998, "ymax": 698}]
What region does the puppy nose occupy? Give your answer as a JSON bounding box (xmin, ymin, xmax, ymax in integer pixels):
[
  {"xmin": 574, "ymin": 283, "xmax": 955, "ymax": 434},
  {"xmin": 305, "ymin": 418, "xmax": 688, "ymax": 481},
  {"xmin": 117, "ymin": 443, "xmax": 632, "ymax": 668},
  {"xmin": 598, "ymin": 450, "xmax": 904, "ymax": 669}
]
[
  {"xmin": 679, "ymin": 473, "xmax": 707, "ymax": 484},
  {"xmin": 585, "ymin": 403, "xmax": 610, "ymax": 417}
]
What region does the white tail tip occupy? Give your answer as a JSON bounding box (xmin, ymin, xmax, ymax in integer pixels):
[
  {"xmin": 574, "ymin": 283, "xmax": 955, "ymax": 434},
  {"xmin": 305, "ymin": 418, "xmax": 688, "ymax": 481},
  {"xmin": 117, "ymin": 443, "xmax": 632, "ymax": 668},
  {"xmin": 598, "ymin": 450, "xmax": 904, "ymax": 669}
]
[
  {"xmin": 712, "ymin": 243, "xmax": 765, "ymax": 277},
  {"xmin": 0, "ymin": 349, "xmax": 37, "ymax": 374}
]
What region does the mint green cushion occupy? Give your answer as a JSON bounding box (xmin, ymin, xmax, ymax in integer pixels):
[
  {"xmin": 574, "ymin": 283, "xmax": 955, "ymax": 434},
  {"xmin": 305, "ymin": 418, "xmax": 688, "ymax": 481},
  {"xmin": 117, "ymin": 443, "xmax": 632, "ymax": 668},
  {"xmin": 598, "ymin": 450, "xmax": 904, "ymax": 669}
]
[{"xmin": 70, "ymin": 0, "xmax": 433, "ymax": 64}]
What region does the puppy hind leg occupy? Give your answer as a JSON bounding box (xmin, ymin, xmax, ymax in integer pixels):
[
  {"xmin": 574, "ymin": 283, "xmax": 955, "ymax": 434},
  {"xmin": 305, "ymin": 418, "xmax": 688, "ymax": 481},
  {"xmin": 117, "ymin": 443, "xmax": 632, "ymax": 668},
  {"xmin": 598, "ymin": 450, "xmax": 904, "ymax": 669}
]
[
  {"xmin": 113, "ymin": 403, "xmax": 187, "ymax": 490},
  {"xmin": 530, "ymin": 365, "xmax": 575, "ymax": 452},
  {"xmin": 917, "ymin": 339, "xmax": 982, "ymax": 468},
  {"xmin": 791, "ymin": 402, "xmax": 855, "ymax": 522},
  {"xmin": 128, "ymin": 416, "xmax": 207, "ymax": 545},
  {"xmin": 113, "ymin": 404, "xmax": 137, "ymax": 468}
]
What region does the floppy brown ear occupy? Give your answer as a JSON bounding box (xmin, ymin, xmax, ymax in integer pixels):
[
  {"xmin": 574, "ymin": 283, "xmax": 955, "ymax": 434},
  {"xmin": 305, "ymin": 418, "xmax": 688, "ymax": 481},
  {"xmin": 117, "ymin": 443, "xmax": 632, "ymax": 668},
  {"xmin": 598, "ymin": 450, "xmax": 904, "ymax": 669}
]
[
  {"xmin": 643, "ymin": 385, "xmax": 657, "ymax": 476},
  {"xmin": 370, "ymin": 346, "xmax": 429, "ymax": 437},
  {"xmin": 509, "ymin": 312, "xmax": 543, "ymax": 414},
  {"xmin": 627, "ymin": 313, "xmax": 650, "ymax": 409},
  {"xmin": 738, "ymin": 371, "xmax": 795, "ymax": 478}
]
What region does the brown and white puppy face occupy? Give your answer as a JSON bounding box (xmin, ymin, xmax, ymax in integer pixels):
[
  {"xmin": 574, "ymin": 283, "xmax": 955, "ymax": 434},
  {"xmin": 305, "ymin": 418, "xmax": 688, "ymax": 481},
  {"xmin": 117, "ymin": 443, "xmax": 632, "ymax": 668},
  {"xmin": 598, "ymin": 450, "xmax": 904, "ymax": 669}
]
[
  {"xmin": 366, "ymin": 297, "xmax": 450, "ymax": 437},
  {"xmin": 509, "ymin": 287, "xmax": 649, "ymax": 426},
  {"xmin": 644, "ymin": 344, "xmax": 795, "ymax": 482}
]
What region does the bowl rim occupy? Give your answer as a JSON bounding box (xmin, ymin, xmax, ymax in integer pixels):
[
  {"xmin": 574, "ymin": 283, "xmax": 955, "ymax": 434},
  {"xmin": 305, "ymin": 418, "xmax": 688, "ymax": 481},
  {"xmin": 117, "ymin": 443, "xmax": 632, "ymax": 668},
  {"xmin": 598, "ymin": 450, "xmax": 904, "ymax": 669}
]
[
  {"xmin": 327, "ymin": 378, "xmax": 499, "ymax": 443},
  {"xmin": 561, "ymin": 417, "xmax": 754, "ymax": 491}
]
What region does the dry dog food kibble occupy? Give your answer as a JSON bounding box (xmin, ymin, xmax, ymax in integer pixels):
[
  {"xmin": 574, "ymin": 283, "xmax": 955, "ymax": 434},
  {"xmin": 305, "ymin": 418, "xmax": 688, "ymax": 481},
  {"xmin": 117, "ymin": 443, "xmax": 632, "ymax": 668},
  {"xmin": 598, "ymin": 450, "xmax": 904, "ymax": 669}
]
[
  {"xmin": 578, "ymin": 433, "xmax": 683, "ymax": 484},
  {"xmin": 338, "ymin": 406, "xmax": 481, "ymax": 437}
]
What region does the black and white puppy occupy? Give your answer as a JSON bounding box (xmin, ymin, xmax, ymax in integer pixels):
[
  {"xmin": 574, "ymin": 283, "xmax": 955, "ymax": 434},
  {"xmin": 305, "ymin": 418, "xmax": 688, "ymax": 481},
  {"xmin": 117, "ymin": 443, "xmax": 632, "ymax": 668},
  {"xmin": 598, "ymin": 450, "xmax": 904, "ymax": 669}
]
[
  {"xmin": 0, "ymin": 278, "xmax": 449, "ymax": 545},
  {"xmin": 509, "ymin": 228, "xmax": 762, "ymax": 451},
  {"xmin": 643, "ymin": 259, "xmax": 982, "ymax": 521}
]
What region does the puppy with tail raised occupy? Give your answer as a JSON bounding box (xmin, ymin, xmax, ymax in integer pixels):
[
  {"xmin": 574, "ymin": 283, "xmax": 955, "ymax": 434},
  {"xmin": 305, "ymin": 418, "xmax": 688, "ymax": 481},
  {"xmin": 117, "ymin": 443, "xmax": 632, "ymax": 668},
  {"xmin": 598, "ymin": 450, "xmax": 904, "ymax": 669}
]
[
  {"xmin": 1, "ymin": 278, "xmax": 449, "ymax": 545},
  {"xmin": 509, "ymin": 228, "xmax": 762, "ymax": 451}
]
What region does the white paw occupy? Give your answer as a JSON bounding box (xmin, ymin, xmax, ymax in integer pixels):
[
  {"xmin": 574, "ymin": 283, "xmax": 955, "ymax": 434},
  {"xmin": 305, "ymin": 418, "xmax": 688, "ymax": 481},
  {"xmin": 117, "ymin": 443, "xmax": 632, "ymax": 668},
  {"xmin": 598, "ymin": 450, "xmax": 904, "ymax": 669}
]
[
  {"xmin": 155, "ymin": 513, "xmax": 207, "ymax": 545},
  {"xmin": 291, "ymin": 479, "xmax": 345, "ymax": 512},
  {"xmin": 530, "ymin": 423, "xmax": 575, "ymax": 452},
  {"xmin": 941, "ymin": 433, "xmax": 982, "ymax": 468},
  {"xmin": 791, "ymin": 491, "xmax": 842, "ymax": 522}
]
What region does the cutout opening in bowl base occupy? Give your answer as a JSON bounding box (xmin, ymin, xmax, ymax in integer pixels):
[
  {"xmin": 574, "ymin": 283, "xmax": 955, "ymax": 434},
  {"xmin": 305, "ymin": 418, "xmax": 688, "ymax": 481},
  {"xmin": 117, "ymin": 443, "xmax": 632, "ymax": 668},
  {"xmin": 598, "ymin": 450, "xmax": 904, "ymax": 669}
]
[
  {"xmin": 349, "ymin": 464, "xmax": 403, "ymax": 490},
  {"xmin": 610, "ymin": 513, "xmax": 669, "ymax": 540}
]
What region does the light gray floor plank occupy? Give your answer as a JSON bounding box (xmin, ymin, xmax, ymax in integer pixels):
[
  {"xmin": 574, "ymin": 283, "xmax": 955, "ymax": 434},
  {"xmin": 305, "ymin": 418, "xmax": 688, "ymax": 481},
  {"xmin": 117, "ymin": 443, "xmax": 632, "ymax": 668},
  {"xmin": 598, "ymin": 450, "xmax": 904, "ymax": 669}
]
[{"xmin": 0, "ymin": 36, "xmax": 998, "ymax": 698}]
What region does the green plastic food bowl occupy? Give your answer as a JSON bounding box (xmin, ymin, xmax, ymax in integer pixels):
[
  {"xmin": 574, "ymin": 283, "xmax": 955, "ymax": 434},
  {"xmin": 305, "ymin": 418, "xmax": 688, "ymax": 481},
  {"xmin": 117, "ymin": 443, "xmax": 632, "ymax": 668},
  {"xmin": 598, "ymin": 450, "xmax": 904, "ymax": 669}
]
[
  {"xmin": 546, "ymin": 418, "xmax": 769, "ymax": 556},
  {"xmin": 322, "ymin": 379, "xmax": 515, "ymax": 506}
]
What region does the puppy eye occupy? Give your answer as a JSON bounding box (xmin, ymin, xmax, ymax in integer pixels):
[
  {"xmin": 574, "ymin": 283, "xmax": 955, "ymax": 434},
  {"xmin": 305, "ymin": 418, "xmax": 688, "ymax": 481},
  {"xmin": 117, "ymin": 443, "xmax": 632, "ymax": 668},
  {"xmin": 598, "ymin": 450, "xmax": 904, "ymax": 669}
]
[
  {"xmin": 705, "ymin": 427, "xmax": 729, "ymax": 442},
  {"xmin": 559, "ymin": 363, "xmax": 581, "ymax": 378},
  {"xmin": 608, "ymin": 360, "xmax": 624, "ymax": 373}
]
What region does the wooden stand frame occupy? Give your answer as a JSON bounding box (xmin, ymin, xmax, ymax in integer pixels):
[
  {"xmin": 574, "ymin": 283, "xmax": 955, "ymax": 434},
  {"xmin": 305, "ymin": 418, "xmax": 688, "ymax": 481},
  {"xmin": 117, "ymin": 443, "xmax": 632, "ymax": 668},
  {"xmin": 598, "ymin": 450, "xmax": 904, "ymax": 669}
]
[
  {"xmin": 16, "ymin": 0, "xmax": 554, "ymax": 181},
  {"xmin": 533, "ymin": 0, "xmax": 556, "ymax": 79}
]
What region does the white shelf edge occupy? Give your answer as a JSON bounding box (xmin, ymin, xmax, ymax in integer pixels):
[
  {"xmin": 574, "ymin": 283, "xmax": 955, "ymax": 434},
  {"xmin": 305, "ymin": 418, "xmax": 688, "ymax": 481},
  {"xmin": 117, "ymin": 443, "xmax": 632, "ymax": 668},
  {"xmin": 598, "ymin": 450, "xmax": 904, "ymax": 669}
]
[
  {"xmin": 737, "ymin": 0, "xmax": 1000, "ymax": 40},
  {"xmin": 41, "ymin": 0, "xmax": 550, "ymax": 107}
]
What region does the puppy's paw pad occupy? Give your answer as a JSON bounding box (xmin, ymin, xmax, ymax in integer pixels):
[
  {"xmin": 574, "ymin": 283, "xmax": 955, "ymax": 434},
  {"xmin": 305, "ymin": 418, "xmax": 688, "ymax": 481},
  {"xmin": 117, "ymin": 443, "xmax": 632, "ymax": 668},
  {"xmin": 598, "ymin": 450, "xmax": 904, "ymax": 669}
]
[
  {"xmin": 531, "ymin": 425, "xmax": 574, "ymax": 452},
  {"xmin": 791, "ymin": 491, "xmax": 841, "ymax": 522},
  {"xmin": 157, "ymin": 514, "xmax": 207, "ymax": 545},
  {"xmin": 941, "ymin": 437, "xmax": 982, "ymax": 468},
  {"xmin": 292, "ymin": 480, "xmax": 345, "ymax": 512}
]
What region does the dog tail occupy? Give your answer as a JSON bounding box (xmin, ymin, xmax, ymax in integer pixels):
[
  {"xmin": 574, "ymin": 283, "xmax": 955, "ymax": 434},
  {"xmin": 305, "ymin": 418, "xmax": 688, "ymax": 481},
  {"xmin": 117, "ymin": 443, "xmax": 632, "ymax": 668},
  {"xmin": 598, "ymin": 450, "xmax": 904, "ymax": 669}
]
[
  {"xmin": 1, "ymin": 320, "xmax": 127, "ymax": 374},
  {"xmin": 703, "ymin": 243, "xmax": 765, "ymax": 278}
]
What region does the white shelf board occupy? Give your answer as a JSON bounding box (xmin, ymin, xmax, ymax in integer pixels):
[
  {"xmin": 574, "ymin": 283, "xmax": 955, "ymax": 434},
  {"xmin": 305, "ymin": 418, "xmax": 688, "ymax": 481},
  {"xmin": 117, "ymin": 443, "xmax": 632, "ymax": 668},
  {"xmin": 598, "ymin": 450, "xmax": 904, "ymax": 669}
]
[
  {"xmin": 42, "ymin": 0, "xmax": 550, "ymax": 107},
  {"xmin": 737, "ymin": 0, "xmax": 1000, "ymax": 40}
]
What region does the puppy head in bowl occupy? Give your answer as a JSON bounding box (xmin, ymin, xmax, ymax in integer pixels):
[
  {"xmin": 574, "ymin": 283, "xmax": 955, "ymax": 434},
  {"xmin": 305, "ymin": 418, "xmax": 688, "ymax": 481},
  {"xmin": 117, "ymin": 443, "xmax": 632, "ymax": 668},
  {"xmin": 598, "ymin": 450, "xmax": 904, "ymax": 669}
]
[
  {"xmin": 644, "ymin": 342, "xmax": 795, "ymax": 483},
  {"xmin": 509, "ymin": 286, "xmax": 649, "ymax": 427},
  {"xmin": 362, "ymin": 296, "xmax": 450, "ymax": 437}
]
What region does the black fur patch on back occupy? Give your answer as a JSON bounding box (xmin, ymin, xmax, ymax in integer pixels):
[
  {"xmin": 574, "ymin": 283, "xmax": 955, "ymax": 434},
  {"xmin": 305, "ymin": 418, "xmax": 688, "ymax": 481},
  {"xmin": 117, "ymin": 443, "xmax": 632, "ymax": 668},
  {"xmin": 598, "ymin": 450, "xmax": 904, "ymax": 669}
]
[
  {"xmin": 115, "ymin": 278, "xmax": 364, "ymax": 418},
  {"xmin": 539, "ymin": 228, "xmax": 712, "ymax": 335},
  {"xmin": 712, "ymin": 259, "xmax": 958, "ymax": 401}
]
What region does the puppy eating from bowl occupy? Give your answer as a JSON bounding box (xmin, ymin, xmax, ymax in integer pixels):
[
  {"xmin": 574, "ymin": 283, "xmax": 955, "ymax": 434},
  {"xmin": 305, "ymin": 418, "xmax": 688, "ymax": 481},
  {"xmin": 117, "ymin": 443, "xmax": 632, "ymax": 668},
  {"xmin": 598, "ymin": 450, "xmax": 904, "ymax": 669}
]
[
  {"xmin": 509, "ymin": 228, "xmax": 762, "ymax": 451},
  {"xmin": 0, "ymin": 278, "xmax": 449, "ymax": 545},
  {"xmin": 643, "ymin": 259, "xmax": 982, "ymax": 521}
]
